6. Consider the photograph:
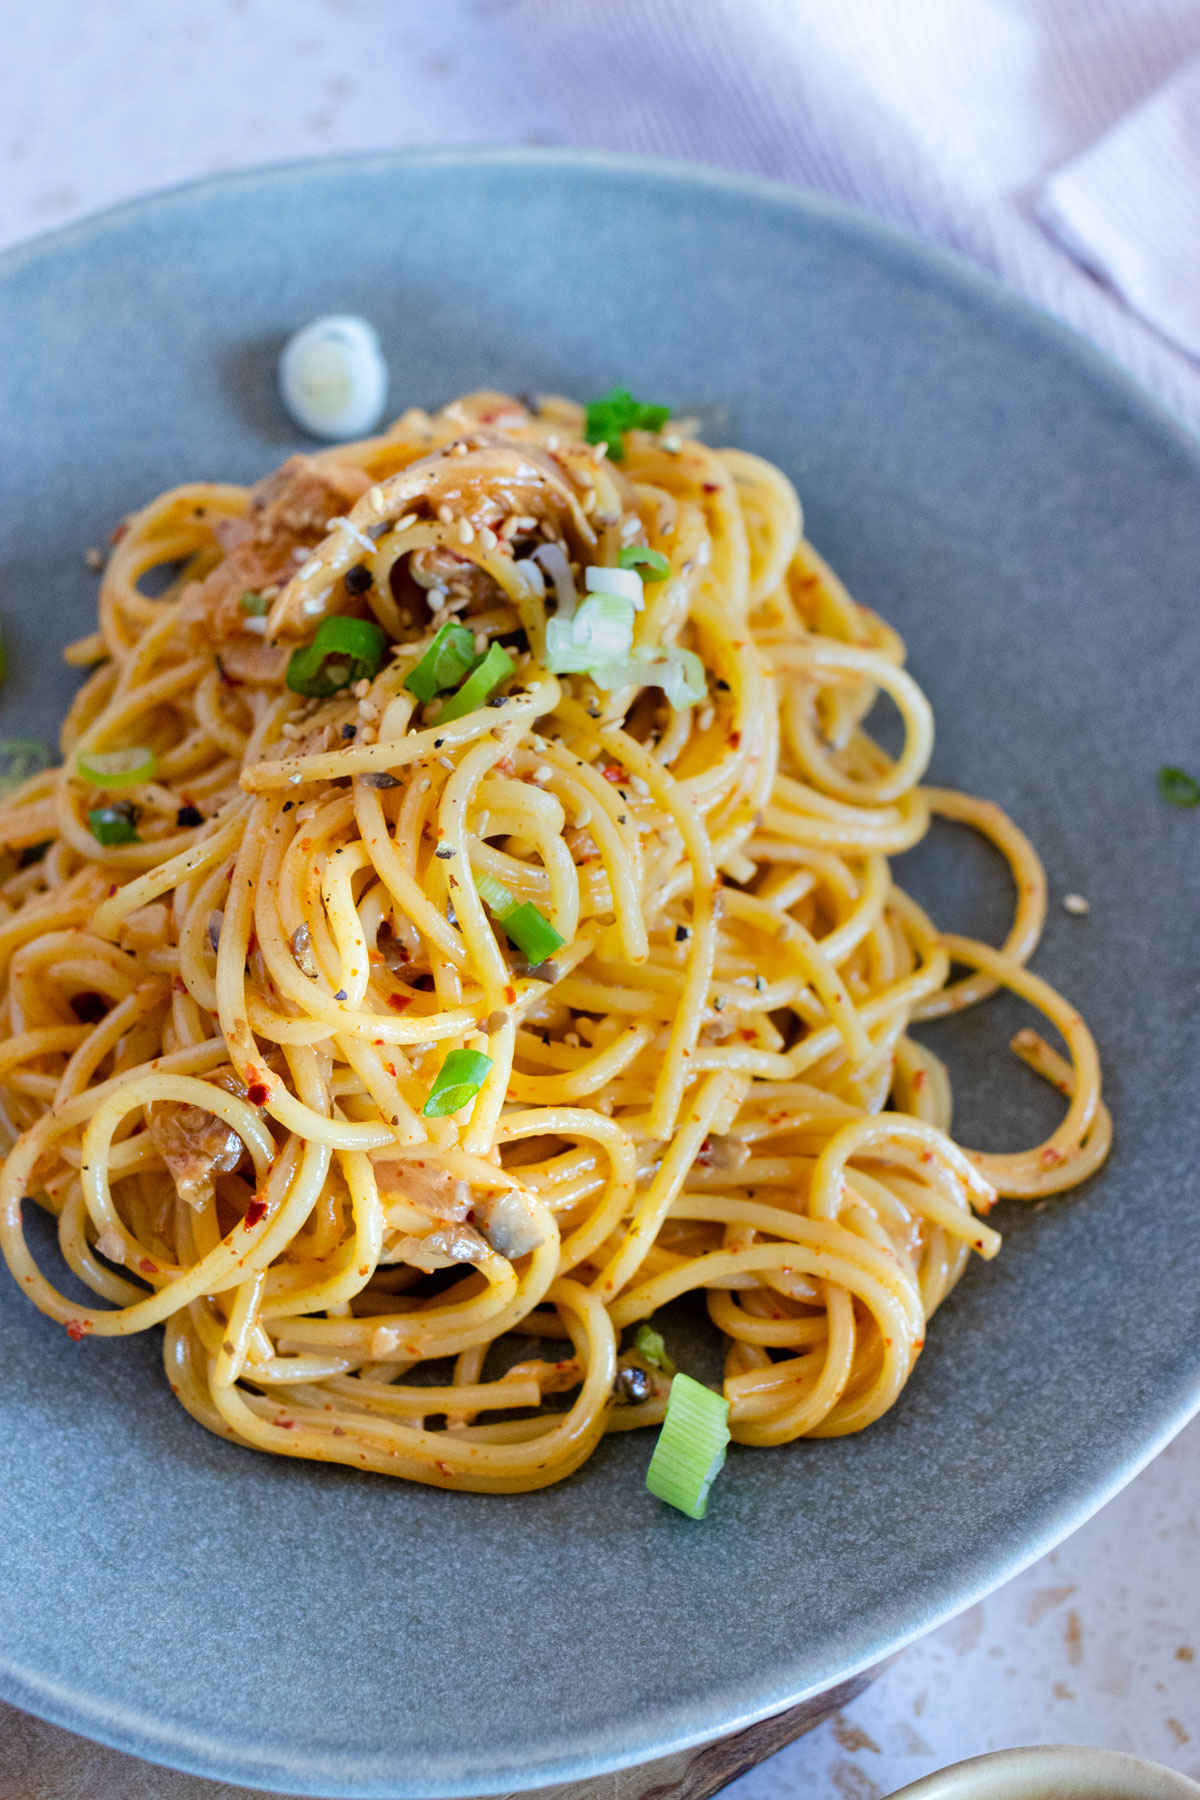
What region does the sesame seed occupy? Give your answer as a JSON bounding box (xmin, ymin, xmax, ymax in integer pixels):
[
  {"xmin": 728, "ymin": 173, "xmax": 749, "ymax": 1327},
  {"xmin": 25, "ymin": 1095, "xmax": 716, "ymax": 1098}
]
[
  {"xmin": 358, "ymin": 700, "xmax": 380, "ymax": 724},
  {"xmin": 564, "ymin": 1032, "xmax": 581, "ymax": 1048},
  {"xmin": 478, "ymin": 525, "xmax": 498, "ymax": 552},
  {"xmin": 474, "ymin": 631, "xmax": 488, "ymax": 654},
  {"xmin": 396, "ymin": 513, "xmax": 418, "ymax": 532},
  {"xmin": 546, "ymin": 435, "xmax": 560, "ymax": 451},
  {"xmin": 662, "ymin": 434, "xmax": 682, "ymax": 453},
  {"xmin": 438, "ymin": 756, "xmax": 454, "ymax": 772},
  {"xmin": 281, "ymin": 722, "xmax": 303, "ymax": 740},
  {"xmin": 620, "ymin": 516, "xmax": 641, "ymax": 543},
  {"xmin": 698, "ymin": 706, "xmax": 715, "ymax": 731},
  {"xmin": 592, "ymin": 441, "xmax": 609, "ymax": 462},
  {"xmin": 517, "ymin": 515, "xmax": 537, "ymax": 531},
  {"xmin": 458, "ymin": 519, "xmax": 475, "ymax": 546},
  {"xmin": 630, "ymin": 776, "xmax": 650, "ymax": 797},
  {"xmin": 353, "ymin": 679, "xmax": 370, "ymax": 699},
  {"xmin": 438, "ymin": 504, "xmax": 454, "ymax": 525},
  {"xmin": 367, "ymin": 486, "xmax": 384, "ymax": 509},
  {"xmin": 533, "ymin": 765, "xmax": 552, "ymax": 784},
  {"xmin": 575, "ymin": 806, "xmax": 592, "ymax": 829},
  {"xmin": 451, "ymin": 441, "xmax": 469, "ymax": 456},
  {"xmin": 500, "ymin": 515, "xmax": 521, "ymax": 540},
  {"xmin": 1062, "ymin": 893, "xmax": 1090, "ymax": 915}
]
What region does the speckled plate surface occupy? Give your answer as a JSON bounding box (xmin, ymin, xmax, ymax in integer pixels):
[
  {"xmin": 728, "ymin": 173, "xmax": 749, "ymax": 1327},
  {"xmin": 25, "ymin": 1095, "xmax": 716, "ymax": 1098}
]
[{"xmin": 0, "ymin": 149, "xmax": 1198, "ymax": 1800}]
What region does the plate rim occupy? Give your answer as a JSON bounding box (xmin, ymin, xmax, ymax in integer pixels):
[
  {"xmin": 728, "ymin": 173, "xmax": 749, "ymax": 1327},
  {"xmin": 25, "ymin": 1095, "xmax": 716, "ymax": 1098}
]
[{"xmin": 1, "ymin": 143, "xmax": 1199, "ymax": 1798}]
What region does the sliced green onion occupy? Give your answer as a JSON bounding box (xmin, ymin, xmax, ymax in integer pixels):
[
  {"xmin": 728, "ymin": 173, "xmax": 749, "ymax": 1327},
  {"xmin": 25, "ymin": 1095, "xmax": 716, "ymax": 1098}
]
[
  {"xmin": 588, "ymin": 646, "xmax": 707, "ymax": 707},
  {"xmin": 88, "ymin": 804, "xmax": 140, "ymax": 847},
  {"xmin": 405, "ymin": 622, "xmax": 480, "ymax": 702},
  {"xmin": 76, "ymin": 745, "xmax": 156, "ymax": 787},
  {"xmin": 646, "ymin": 1371, "xmax": 730, "ymax": 1520},
  {"xmin": 1158, "ymin": 765, "xmax": 1200, "ymax": 808},
  {"xmin": 545, "ymin": 593, "xmax": 636, "ymax": 673},
  {"xmin": 435, "ymin": 644, "xmax": 514, "ymax": 724},
  {"xmin": 473, "ymin": 870, "xmax": 519, "ymax": 915},
  {"xmin": 633, "ymin": 1322, "xmax": 675, "ymax": 1374},
  {"xmin": 474, "ymin": 870, "xmax": 566, "ymax": 963},
  {"xmin": 501, "ymin": 902, "xmax": 565, "ymax": 966},
  {"xmin": 651, "ymin": 646, "xmax": 706, "ymax": 708},
  {"xmin": 0, "ymin": 739, "xmax": 51, "ymax": 796},
  {"xmin": 239, "ymin": 590, "xmax": 270, "ymax": 616},
  {"xmin": 422, "ymin": 1047, "xmax": 494, "ymax": 1118},
  {"xmin": 585, "ymin": 565, "xmax": 644, "ymax": 608},
  {"xmin": 584, "ymin": 388, "xmax": 671, "ymax": 462},
  {"xmin": 619, "ymin": 545, "xmax": 670, "ymax": 581},
  {"xmin": 286, "ymin": 614, "xmax": 387, "ymax": 697}
]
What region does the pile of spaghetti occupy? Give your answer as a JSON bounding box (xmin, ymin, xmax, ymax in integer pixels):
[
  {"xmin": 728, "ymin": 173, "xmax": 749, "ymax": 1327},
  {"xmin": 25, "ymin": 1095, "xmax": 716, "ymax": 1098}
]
[{"xmin": 0, "ymin": 390, "xmax": 1110, "ymax": 1494}]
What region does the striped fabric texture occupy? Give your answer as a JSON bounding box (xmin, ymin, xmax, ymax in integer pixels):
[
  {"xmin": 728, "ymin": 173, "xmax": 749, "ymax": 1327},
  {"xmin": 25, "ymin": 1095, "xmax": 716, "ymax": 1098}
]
[{"xmin": 506, "ymin": 0, "xmax": 1200, "ymax": 433}]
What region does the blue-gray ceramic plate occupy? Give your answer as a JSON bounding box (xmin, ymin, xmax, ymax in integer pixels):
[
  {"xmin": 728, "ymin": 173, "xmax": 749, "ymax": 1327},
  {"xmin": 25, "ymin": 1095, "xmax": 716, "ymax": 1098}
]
[{"xmin": 0, "ymin": 150, "xmax": 1198, "ymax": 1800}]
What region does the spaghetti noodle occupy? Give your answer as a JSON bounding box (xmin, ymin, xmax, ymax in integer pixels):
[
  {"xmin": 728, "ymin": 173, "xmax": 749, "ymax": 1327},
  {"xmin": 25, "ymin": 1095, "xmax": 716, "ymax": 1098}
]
[{"xmin": 0, "ymin": 390, "xmax": 1109, "ymax": 1493}]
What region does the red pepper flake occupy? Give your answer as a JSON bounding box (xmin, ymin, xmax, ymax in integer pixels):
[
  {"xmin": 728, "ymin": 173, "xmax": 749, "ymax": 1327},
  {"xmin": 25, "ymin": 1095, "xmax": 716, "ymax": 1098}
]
[
  {"xmin": 728, "ymin": 731, "xmax": 741, "ymax": 749},
  {"xmin": 696, "ymin": 1138, "xmax": 713, "ymax": 1166},
  {"xmin": 65, "ymin": 1320, "xmax": 87, "ymax": 1341},
  {"xmin": 435, "ymin": 1459, "xmax": 453, "ymax": 1476},
  {"xmin": 504, "ymin": 984, "xmax": 516, "ymax": 1004},
  {"xmin": 702, "ymin": 482, "xmax": 720, "ymax": 493},
  {"xmin": 275, "ymin": 1418, "xmax": 295, "ymax": 1429},
  {"xmin": 172, "ymin": 976, "xmax": 188, "ymax": 995},
  {"xmin": 386, "ymin": 993, "xmax": 412, "ymax": 1013},
  {"xmin": 247, "ymin": 1081, "xmax": 270, "ymax": 1105},
  {"xmin": 384, "ymin": 1062, "xmax": 397, "ymax": 1078},
  {"xmin": 739, "ymin": 1028, "xmax": 756, "ymax": 1042},
  {"xmin": 244, "ymin": 1197, "xmax": 268, "ymax": 1228},
  {"xmin": 107, "ymin": 884, "xmax": 118, "ymax": 898},
  {"xmin": 1039, "ymin": 1145, "xmax": 1068, "ymax": 1166},
  {"xmin": 920, "ymin": 1150, "xmax": 933, "ymax": 1163},
  {"xmin": 138, "ymin": 1257, "xmax": 158, "ymax": 1275},
  {"xmin": 602, "ymin": 765, "xmax": 624, "ymax": 783},
  {"xmin": 110, "ymin": 521, "xmax": 128, "ymax": 544},
  {"xmin": 913, "ymin": 1069, "xmax": 927, "ymax": 1089}
]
